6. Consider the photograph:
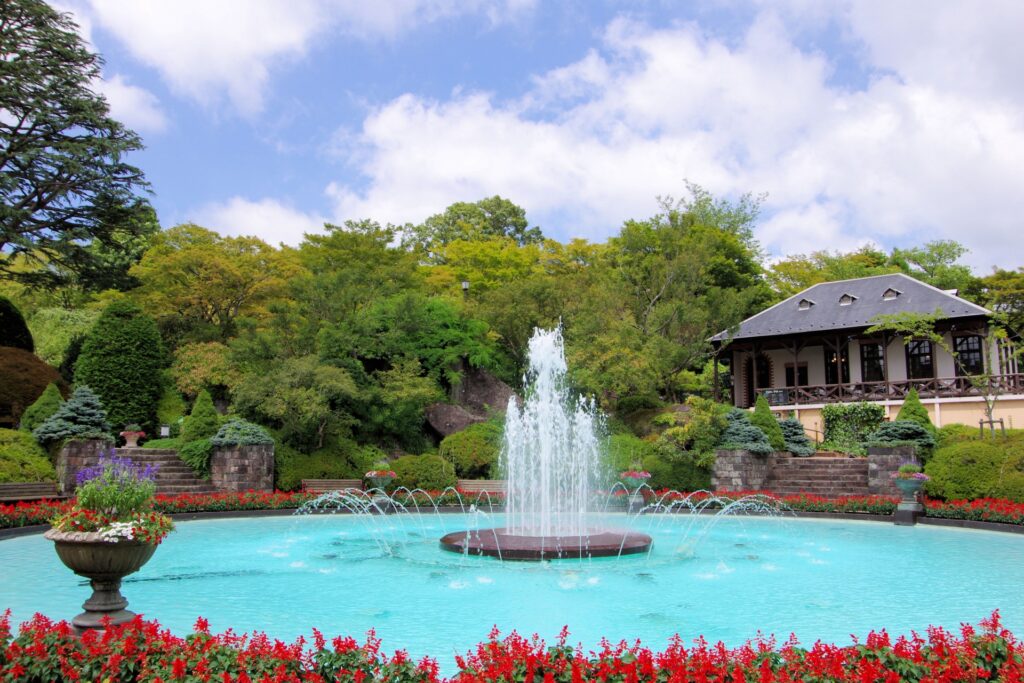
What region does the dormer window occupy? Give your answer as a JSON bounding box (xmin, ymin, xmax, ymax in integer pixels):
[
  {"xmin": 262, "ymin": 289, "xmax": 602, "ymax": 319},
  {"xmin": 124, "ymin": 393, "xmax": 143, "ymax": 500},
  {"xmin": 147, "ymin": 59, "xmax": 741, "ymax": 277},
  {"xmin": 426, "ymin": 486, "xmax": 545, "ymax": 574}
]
[
  {"xmin": 839, "ymin": 293, "xmax": 858, "ymax": 306},
  {"xmin": 798, "ymin": 298, "xmax": 815, "ymax": 311},
  {"xmin": 882, "ymin": 288, "xmax": 901, "ymax": 301}
]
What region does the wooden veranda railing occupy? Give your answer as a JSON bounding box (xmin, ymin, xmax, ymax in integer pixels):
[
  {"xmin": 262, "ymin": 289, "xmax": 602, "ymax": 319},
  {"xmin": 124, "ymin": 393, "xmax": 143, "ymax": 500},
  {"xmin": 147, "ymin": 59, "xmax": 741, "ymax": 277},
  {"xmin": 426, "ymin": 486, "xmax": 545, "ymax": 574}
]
[{"xmin": 755, "ymin": 373, "xmax": 1024, "ymax": 406}]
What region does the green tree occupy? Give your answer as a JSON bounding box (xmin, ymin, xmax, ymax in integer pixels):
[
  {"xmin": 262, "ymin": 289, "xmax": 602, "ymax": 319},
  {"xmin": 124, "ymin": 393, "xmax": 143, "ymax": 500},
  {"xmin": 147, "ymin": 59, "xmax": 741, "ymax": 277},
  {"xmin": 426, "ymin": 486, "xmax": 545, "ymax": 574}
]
[
  {"xmin": 976, "ymin": 267, "xmax": 1024, "ymax": 339},
  {"xmin": 0, "ymin": 0, "xmax": 149, "ymax": 287},
  {"xmin": 74, "ymin": 301, "xmax": 165, "ymax": 430},
  {"xmin": 408, "ymin": 196, "xmax": 543, "ymax": 254},
  {"xmin": 179, "ymin": 389, "xmax": 220, "ymax": 443},
  {"xmin": 19, "ymin": 382, "xmax": 63, "ymax": 433},
  {"xmin": 130, "ymin": 224, "xmax": 298, "ymax": 343},
  {"xmin": 25, "ymin": 307, "xmax": 98, "ymax": 365},
  {"xmin": 750, "ymin": 395, "xmax": 786, "ymax": 451},
  {"xmin": 888, "ymin": 240, "xmax": 977, "ymax": 293},
  {"xmin": 33, "ymin": 385, "xmax": 111, "ymax": 444},
  {"xmin": 0, "ymin": 296, "xmax": 33, "ymax": 351},
  {"xmin": 896, "ymin": 388, "xmax": 935, "ymax": 435},
  {"xmin": 767, "ymin": 246, "xmax": 896, "ymax": 298}
]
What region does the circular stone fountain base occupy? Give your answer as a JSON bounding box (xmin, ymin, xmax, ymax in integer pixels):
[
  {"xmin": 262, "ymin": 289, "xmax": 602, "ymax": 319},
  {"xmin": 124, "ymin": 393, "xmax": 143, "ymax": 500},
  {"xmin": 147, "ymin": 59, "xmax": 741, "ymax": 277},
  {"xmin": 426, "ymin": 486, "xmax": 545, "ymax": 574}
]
[{"xmin": 439, "ymin": 528, "xmax": 652, "ymax": 561}]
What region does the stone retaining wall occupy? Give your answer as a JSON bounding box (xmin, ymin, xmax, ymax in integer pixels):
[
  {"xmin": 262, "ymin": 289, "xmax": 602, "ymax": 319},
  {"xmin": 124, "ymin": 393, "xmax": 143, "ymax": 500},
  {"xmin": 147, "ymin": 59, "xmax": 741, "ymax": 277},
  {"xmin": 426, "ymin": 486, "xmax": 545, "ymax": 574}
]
[
  {"xmin": 866, "ymin": 446, "xmax": 917, "ymax": 496},
  {"xmin": 56, "ymin": 439, "xmax": 110, "ymax": 494},
  {"xmin": 711, "ymin": 449, "xmax": 775, "ymax": 490},
  {"xmin": 210, "ymin": 444, "xmax": 274, "ymax": 492}
]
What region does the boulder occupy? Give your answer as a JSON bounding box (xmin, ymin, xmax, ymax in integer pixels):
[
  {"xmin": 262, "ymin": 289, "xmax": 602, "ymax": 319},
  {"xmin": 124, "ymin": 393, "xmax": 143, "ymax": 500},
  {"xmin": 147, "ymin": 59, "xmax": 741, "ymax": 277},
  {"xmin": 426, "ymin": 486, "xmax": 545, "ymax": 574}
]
[
  {"xmin": 451, "ymin": 365, "xmax": 515, "ymax": 414},
  {"xmin": 426, "ymin": 403, "xmax": 486, "ymax": 438}
]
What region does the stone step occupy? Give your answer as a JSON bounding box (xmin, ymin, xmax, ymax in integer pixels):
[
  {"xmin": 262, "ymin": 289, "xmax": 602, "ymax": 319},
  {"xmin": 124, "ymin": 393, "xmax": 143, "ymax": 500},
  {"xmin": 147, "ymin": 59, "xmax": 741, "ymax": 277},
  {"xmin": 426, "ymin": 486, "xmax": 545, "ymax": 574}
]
[
  {"xmin": 772, "ymin": 461, "xmax": 867, "ymax": 469},
  {"xmin": 766, "ymin": 473, "xmax": 868, "ymax": 483}
]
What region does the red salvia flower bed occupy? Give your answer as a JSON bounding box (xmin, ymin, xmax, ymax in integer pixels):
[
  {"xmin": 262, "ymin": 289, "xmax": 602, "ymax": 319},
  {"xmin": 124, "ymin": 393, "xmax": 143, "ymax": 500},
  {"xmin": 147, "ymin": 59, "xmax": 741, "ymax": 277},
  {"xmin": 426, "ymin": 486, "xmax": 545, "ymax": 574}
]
[{"xmin": 1, "ymin": 610, "xmax": 1022, "ymax": 682}]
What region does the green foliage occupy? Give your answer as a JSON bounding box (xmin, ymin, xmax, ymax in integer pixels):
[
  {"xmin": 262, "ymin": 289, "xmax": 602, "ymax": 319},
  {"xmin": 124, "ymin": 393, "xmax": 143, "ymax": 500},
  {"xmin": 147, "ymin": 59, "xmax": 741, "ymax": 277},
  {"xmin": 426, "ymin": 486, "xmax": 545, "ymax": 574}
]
[
  {"xmin": 408, "ymin": 195, "xmax": 543, "ymax": 251},
  {"xmin": 821, "ymin": 402, "xmax": 885, "ymax": 452},
  {"xmin": 439, "ymin": 420, "xmax": 503, "ymax": 479},
  {"xmin": 141, "ymin": 437, "xmax": 182, "ymax": 449},
  {"xmin": 0, "ymin": 346, "xmax": 63, "ymax": 424},
  {"xmin": 642, "ymin": 448, "xmax": 713, "ymax": 491},
  {"xmin": 74, "ymin": 300, "xmax": 165, "ymax": 430},
  {"xmin": 179, "ymin": 438, "xmax": 214, "ymax": 478},
  {"xmin": 0, "ymin": 428, "xmax": 55, "ymax": 482},
  {"xmin": 718, "ymin": 409, "xmax": 772, "ymax": 456},
  {"xmin": 179, "ymin": 390, "xmax": 220, "ymax": 443},
  {"xmin": 156, "ymin": 380, "xmax": 187, "ymax": 437},
  {"xmin": 75, "ymin": 456, "xmax": 155, "ymax": 516},
  {"xmin": 392, "ymin": 454, "xmax": 457, "ymax": 491},
  {"xmin": 26, "ymin": 307, "xmax": 98, "ymax": 365},
  {"xmin": 606, "ymin": 434, "xmax": 659, "ymax": 474},
  {"xmin": 750, "ymin": 395, "xmax": 785, "ymax": 451},
  {"xmin": 615, "ymin": 395, "xmax": 665, "ymax": 414},
  {"xmin": 19, "ymin": 382, "xmax": 63, "ymax": 433},
  {"xmin": 0, "ymin": 0, "xmax": 148, "ymax": 288},
  {"xmin": 233, "ymin": 356, "xmax": 358, "ymax": 452},
  {"xmin": 273, "ymin": 438, "xmax": 377, "ymax": 492},
  {"xmin": 780, "ymin": 417, "xmax": 815, "ymax": 456},
  {"xmin": 925, "ymin": 435, "xmax": 1024, "ymax": 502},
  {"xmin": 211, "ymin": 419, "xmax": 273, "ymax": 447},
  {"xmin": 0, "ymin": 296, "xmax": 33, "ymax": 351},
  {"xmin": 896, "ymin": 389, "xmax": 935, "ymax": 435},
  {"xmin": 33, "ymin": 385, "xmax": 111, "ymax": 444},
  {"xmin": 866, "ymin": 420, "xmax": 937, "ymax": 460},
  {"xmin": 936, "ymin": 423, "xmax": 982, "ymax": 447},
  {"xmin": 58, "ymin": 333, "xmax": 85, "ymax": 384}
]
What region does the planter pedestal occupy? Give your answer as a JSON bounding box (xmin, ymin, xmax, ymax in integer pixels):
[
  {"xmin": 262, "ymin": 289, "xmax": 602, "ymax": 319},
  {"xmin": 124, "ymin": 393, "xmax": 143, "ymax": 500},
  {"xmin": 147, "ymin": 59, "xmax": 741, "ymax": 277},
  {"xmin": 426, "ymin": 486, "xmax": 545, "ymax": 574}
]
[
  {"xmin": 893, "ymin": 479, "xmax": 924, "ymax": 526},
  {"xmin": 45, "ymin": 529, "xmax": 157, "ymax": 631}
]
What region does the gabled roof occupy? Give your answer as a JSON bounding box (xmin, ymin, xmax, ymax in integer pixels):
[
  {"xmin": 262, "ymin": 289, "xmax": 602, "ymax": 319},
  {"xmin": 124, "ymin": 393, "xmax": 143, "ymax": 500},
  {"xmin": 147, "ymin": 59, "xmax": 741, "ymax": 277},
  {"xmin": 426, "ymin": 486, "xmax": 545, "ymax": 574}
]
[{"xmin": 711, "ymin": 273, "xmax": 990, "ymax": 343}]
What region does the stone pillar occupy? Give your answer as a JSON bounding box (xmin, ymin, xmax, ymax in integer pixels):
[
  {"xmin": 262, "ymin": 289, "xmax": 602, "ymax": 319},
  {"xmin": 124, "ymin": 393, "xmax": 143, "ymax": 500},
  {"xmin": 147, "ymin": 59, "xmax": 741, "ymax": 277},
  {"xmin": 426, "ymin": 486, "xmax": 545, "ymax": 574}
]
[
  {"xmin": 711, "ymin": 449, "xmax": 773, "ymax": 491},
  {"xmin": 866, "ymin": 446, "xmax": 917, "ymax": 496},
  {"xmin": 210, "ymin": 444, "xmax": 274, "ymax": 492},
  {"xmin": 56, "ymin": 439, "xmax": 113, "ymax": 494}
]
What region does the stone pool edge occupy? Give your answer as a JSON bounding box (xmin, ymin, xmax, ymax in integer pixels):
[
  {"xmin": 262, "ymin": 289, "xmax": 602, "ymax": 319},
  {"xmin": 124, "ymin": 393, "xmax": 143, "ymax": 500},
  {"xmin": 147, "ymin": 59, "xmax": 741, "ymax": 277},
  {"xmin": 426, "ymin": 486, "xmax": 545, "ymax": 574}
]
[{"xmin": 3, "ymin": 507, "xmax": 1024, "ymax": 541}]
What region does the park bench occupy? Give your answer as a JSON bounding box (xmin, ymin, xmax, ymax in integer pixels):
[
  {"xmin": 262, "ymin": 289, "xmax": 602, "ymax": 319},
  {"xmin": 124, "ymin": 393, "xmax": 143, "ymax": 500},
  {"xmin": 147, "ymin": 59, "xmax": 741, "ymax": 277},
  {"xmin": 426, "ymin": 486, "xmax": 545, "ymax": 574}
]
[
  {"xmin": 457, "ymin": 479, "xmax": 506, "ymax": 494},
  {"xmin": 0, "ymin": 482, "xmax": 67, "ymax": 503},
  {"xmin": 301, "ymin": 479, "xmax": 363, "ymax": 494}
]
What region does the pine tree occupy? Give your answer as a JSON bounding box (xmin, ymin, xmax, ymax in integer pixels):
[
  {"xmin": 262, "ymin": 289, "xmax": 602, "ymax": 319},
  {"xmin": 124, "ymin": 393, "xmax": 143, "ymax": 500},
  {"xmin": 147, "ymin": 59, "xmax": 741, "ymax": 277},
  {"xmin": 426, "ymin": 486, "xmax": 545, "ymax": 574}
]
[
  {"xmin": 20, "ymin": 382, "xmax": 64, "ymax": 433},
  {"xmin": 74, "ymin": 301, "xmax": 165, "ymax": 430},
  {"xmin": 750, "ymin": 395, "xmax": 786, "ymax": 451},
  {"xmin": 780, "ymin": 417, "xmax": 815, "ymax": 456},
  {"xmin": 0, "ymin": 296, "xmax": 33, "ymax": 352},
  {"xmin": 896, "ymin": 388, "xmax": 935, "ymax": 435},
  {"xmin": 180, "ymin": 389, "xmax": 220, "ymax": 443},
  {"xmin": 33, "ymin": 385, "xmax": 111, "ymax": 444}
]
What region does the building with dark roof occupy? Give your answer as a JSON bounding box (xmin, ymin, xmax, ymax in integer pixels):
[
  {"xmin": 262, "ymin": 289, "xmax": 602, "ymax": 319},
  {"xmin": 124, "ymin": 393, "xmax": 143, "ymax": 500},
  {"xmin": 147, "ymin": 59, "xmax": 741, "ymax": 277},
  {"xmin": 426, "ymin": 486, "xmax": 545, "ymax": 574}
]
[{"xmin": 710, "ymin": 273, "xmax": 1022, "ymax": 432}]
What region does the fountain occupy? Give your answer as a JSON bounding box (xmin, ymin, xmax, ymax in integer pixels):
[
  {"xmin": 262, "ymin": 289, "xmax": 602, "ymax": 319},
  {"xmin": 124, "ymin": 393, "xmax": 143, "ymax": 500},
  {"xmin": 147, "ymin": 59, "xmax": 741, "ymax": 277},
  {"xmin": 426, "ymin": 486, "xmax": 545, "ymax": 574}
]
[{"xmin": 439, "ymin": 328, "xmax": 652, "ymax": 560}]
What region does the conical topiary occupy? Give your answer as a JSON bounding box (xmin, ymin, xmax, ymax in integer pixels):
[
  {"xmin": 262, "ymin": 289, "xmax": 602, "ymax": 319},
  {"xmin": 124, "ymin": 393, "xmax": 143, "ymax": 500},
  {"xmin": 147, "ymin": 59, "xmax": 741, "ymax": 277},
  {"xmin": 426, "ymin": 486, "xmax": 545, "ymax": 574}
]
[
  {"xmin": 0, "ymin": 296, "xmax": 33, "ymax": 352},
  {"xmin": 780, "ymin": 417, "xmax": 815, "ymax": 456},
  {"xmin": 20, "ymin": 383, "xmax": 65, "ymax": 433},
  {"xmin": 750, "ymin": 395, "xmax": 786, "ymax": 451},
  {"xmin": 896, "ymin": 388, "xmax": 935, "ymax": 435},
  {"xmin": 180, "ymin": 389, "xmax": 220, "ymax": 443},
  {"xmin": 33, "ymin": 385, "xmax": 112, "ymax": 445}
]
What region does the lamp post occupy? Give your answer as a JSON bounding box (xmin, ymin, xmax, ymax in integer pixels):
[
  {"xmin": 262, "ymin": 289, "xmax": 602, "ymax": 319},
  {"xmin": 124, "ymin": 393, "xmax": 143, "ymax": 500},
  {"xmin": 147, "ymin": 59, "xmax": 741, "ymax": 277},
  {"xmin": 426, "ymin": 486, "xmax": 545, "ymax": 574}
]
[{"xmin": 461, "ymin": 280, "xmax": 470, "ymax": 298}]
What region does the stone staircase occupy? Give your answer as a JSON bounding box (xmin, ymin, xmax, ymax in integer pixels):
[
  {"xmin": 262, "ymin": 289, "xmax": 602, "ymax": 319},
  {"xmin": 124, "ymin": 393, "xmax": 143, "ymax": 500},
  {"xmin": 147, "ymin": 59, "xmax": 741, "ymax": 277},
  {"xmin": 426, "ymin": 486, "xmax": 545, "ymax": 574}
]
[
  {"xmin": 765, "ymin": 455, "xmax": 870, "ymax": 497},
  {"xmin": 116, "ymin": 448, "xmax": 218, "ymax": 496}
]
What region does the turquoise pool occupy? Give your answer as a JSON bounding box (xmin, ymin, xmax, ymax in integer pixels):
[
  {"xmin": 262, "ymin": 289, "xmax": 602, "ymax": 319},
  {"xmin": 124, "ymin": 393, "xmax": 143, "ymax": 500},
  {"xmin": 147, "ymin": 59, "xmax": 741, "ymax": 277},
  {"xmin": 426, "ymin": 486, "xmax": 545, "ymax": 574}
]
[{"xmin": 2, "ymin": 513, "xmax": 1022, "ymax": 668}]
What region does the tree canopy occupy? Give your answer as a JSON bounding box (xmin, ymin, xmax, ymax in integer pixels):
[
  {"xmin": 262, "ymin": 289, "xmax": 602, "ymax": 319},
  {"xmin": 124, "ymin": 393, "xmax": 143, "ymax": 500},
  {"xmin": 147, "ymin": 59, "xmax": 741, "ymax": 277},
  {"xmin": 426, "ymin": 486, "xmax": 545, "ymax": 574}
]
[{"xmin": 0, "ymin": 0, "xmax": 150, "ymax": 287}]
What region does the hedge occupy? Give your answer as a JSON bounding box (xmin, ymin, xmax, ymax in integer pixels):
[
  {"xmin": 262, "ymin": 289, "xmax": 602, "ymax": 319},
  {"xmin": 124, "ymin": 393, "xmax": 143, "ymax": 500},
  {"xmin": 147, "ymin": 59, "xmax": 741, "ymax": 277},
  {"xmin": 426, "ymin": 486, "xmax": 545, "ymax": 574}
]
[
  {"xmin": 393, "ymin": 454, "xmax": 457, "ymax": 491},
  {"xmin": 0, "ymin": 429, "xmax": 56, "ymax": 483},
  {"xmin": 439, "ymin": 420, "xmax": 503, "ymax": 479}
]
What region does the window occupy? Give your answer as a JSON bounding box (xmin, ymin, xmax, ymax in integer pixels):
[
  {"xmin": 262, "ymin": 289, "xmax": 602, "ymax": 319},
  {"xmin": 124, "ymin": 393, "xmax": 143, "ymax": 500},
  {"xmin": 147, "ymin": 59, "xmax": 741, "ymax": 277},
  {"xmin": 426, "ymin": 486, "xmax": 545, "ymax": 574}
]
[
  {"xmin": 825, "ymin": 345, "xmax": 850, "ymax": 385},
  {"xmin": 906, "ymin": 339, "xmax": 934, "ymax": 379},
  {"xmin": 860, "ymin": 342, "xmax": 885, "ymax": 382},
  {"xmin": 839, "ymin": 293, "xmax": 857, "ymax": 306},
  {"xmin": 882, "ymin": 288, "xmax": 901, "ymax": 301},
  {"xmin": 954, "ymin": 335, "xmax": 984, "ymax": 376},
  {"xmin": 798, "ymin": 298, "xmax": 814, "ymax": 311},
  {"xmin": 785, "ymin": 363, "xmax": 808, "ymax": 387}
]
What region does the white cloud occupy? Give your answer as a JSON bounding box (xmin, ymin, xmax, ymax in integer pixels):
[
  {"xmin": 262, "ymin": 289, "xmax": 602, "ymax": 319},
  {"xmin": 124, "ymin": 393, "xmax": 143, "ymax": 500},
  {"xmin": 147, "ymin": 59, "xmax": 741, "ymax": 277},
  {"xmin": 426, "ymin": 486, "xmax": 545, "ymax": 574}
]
[
  {"xmin": 325, "ymin": 9, "xmax": 1024, "ymax": 270},
  {"xmin": 95, "ymin": 74, "xmax": 168, "ymax": 133},
  {"xmin": 195, "ymin": 197, "xmax": 327, "ymax": 246},
  {"xmin": 83, "ymin": 0, "xmax": 535, "ymax": 114}
]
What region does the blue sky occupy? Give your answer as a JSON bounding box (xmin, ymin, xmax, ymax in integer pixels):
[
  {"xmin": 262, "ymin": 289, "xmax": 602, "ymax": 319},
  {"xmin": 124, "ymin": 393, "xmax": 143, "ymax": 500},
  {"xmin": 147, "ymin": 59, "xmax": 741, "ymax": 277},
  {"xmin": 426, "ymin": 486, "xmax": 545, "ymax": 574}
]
[{"xmin": 58, "ymin": 1, "xmax": 1024, "ymax": 271}]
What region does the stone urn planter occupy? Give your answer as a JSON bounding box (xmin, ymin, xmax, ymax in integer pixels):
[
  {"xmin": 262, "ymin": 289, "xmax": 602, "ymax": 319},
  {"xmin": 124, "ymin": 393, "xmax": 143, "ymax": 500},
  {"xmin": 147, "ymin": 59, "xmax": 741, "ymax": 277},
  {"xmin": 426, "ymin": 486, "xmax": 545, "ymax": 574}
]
[
  {"xmin": 120, "ymin": 431, "xmax": 145, "ymax": 448},
  {"xmin": 894, "ymin": 477, "xmax": 925, "ymax": 503},
  {"xmin": 892, "ymin": 475, "xmax": 927, "ymax": 526},
  {"xmin": 44, "ymin": 529, "xmax": 157, "ymax": 631}
]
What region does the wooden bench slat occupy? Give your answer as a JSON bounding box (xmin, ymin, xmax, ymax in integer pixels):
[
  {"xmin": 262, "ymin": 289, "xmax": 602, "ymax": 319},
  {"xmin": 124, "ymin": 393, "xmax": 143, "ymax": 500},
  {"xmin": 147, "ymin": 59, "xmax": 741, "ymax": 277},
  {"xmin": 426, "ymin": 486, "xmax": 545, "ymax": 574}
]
[
  {"xmin": 0, "ymin": 482, "xmax": 66, "ymax": 502},
  {"xmin": 301, "ymin": 479, "xmax": 363, "ymax": 493},
  {"xmin": 457, "ymin": 479, "xmax": 506, "ymax": 493}
]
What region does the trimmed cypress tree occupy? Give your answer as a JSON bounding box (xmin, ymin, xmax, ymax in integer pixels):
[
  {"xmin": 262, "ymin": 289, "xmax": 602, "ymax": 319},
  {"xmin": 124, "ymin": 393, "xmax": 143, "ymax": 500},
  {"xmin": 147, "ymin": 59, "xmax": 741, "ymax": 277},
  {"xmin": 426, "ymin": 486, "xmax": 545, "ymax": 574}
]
[
  {"xmin": 896, "ymin": 388, "xmax": 935, "ymax": 435},
  {"xmin": 750, "ymin": 395, "xmax": 786, "ymax": 451},
  {"xmin": 74, "ymin": 301, "xmax": 165, "ymax": 430},
  {"xmin": 20, "ymin": 383, "xmax": 64, "ymax": 433},
  {"xmin": 33, "ymin": 385, "xmax": 112, "ymax": 444},
  {"xmin": 180, "ymin": 389, "xmax": 220, "ymax": 443},
  {"xmin": 0, "ymin": 296, "xmax": 33, "ymax": 352}
]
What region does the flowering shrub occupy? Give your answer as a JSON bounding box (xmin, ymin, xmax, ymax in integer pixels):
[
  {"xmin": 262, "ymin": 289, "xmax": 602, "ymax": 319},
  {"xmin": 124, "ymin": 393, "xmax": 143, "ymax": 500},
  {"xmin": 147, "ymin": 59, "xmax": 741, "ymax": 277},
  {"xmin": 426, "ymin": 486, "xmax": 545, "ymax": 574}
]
[
  {"xmin": 50, "ymin": 454, "xmax": 174, "ymax": 544},
  {"xmin": 619, "ymin": 470, "xmax": 651, "ymax": 480},
  {"xmin": 366, "ymin": 470, "xmax": 397, "ymax": 479},
  {"xmin": 1, "ymin": 610, "xmax": 1021, "ymax": 682},
  {"xmin": 893, "ymin": 463, "xmax": 930, "ymax": 481}
]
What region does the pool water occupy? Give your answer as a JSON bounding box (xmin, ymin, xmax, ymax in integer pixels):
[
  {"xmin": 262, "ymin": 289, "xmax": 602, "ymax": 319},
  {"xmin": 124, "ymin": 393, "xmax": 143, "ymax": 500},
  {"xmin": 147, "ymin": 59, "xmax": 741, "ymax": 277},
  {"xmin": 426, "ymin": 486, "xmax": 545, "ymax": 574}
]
[{"xmin": 2, "ymin": 513, "xmax": 1023, "ymax": 669}]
